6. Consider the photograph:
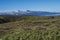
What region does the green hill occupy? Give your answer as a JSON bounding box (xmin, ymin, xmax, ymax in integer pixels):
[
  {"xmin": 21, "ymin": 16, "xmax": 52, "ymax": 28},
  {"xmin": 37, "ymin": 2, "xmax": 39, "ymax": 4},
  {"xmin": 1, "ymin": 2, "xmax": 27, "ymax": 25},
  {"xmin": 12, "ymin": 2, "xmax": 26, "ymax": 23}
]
[{"xmin": 0, "ymin": 16, "xmax": 60, "ymax": 40}]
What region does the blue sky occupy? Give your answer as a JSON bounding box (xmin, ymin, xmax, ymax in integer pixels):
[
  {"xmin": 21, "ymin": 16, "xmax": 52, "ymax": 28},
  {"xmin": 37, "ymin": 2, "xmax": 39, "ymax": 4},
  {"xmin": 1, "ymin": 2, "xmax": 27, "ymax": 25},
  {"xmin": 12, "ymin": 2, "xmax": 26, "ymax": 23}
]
[{"xmin": 0, "ymin": 0, "xmax": 60, "ymax": 12}]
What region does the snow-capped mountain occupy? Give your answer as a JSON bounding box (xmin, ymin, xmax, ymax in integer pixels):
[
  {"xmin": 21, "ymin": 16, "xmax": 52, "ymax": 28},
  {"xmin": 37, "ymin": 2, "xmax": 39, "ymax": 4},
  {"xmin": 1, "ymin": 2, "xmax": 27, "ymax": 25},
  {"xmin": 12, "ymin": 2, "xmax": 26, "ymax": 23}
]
[{"xmin": 0, "ymin": 10, "xmax": 60, "ymax": 16}]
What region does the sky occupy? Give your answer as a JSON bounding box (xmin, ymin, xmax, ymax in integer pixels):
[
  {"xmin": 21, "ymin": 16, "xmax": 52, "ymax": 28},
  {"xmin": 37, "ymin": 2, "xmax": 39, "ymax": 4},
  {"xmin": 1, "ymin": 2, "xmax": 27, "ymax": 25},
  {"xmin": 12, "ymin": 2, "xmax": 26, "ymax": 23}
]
[{"xmin": 0, "ymin": 0, "xmax": 60, "ymax": 12}]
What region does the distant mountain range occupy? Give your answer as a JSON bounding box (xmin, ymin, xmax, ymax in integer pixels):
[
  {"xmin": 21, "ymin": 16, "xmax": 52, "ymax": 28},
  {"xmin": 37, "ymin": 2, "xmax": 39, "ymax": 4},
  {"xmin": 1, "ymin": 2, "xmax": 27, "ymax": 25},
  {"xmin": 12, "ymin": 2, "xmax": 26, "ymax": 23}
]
[{"xmin": 0, "ymin": 10, "xmax": 60, "ymax": 16}]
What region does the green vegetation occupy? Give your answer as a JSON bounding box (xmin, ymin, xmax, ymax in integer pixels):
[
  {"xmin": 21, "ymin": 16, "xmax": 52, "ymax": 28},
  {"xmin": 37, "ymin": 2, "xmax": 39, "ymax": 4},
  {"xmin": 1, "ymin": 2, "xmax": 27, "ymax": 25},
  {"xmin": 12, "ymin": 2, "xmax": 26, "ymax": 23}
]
[{"xmin": 0, "ymin": 16, "xmax": 60, "ymax": 40}]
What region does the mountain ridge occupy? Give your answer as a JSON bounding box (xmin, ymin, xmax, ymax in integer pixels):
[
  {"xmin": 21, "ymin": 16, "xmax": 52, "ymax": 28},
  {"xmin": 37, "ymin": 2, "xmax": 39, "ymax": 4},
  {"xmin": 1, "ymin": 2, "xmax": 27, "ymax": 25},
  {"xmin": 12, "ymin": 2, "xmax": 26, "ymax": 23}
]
[{"xmin": 0, "ymin": 10, "xmax": 60, "ymax": 16}]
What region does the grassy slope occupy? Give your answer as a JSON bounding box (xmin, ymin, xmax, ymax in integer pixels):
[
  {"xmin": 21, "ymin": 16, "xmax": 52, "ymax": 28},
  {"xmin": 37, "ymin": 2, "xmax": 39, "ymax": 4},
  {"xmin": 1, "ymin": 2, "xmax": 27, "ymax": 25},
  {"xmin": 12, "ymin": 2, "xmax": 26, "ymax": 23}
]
[{"xmin": 0, "ymin": 16, "xmax": 60, "ymax": 40}]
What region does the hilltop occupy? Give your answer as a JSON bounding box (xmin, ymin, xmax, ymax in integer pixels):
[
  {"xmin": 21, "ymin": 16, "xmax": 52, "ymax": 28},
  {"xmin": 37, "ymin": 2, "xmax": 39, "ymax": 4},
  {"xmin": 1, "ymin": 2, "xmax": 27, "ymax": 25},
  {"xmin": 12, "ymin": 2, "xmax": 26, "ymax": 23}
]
[{"xmin": 0, "ymin": 16, "xmax": 60, "ymax": 40}]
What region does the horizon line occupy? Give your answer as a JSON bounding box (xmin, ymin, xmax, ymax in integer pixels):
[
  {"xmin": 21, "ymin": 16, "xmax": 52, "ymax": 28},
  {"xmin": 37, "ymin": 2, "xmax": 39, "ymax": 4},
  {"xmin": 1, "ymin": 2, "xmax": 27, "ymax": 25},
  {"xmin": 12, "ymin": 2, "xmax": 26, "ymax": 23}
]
[{"xmin": 0, "ymin": 10, "xmax": 60, "ymax": 13}]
